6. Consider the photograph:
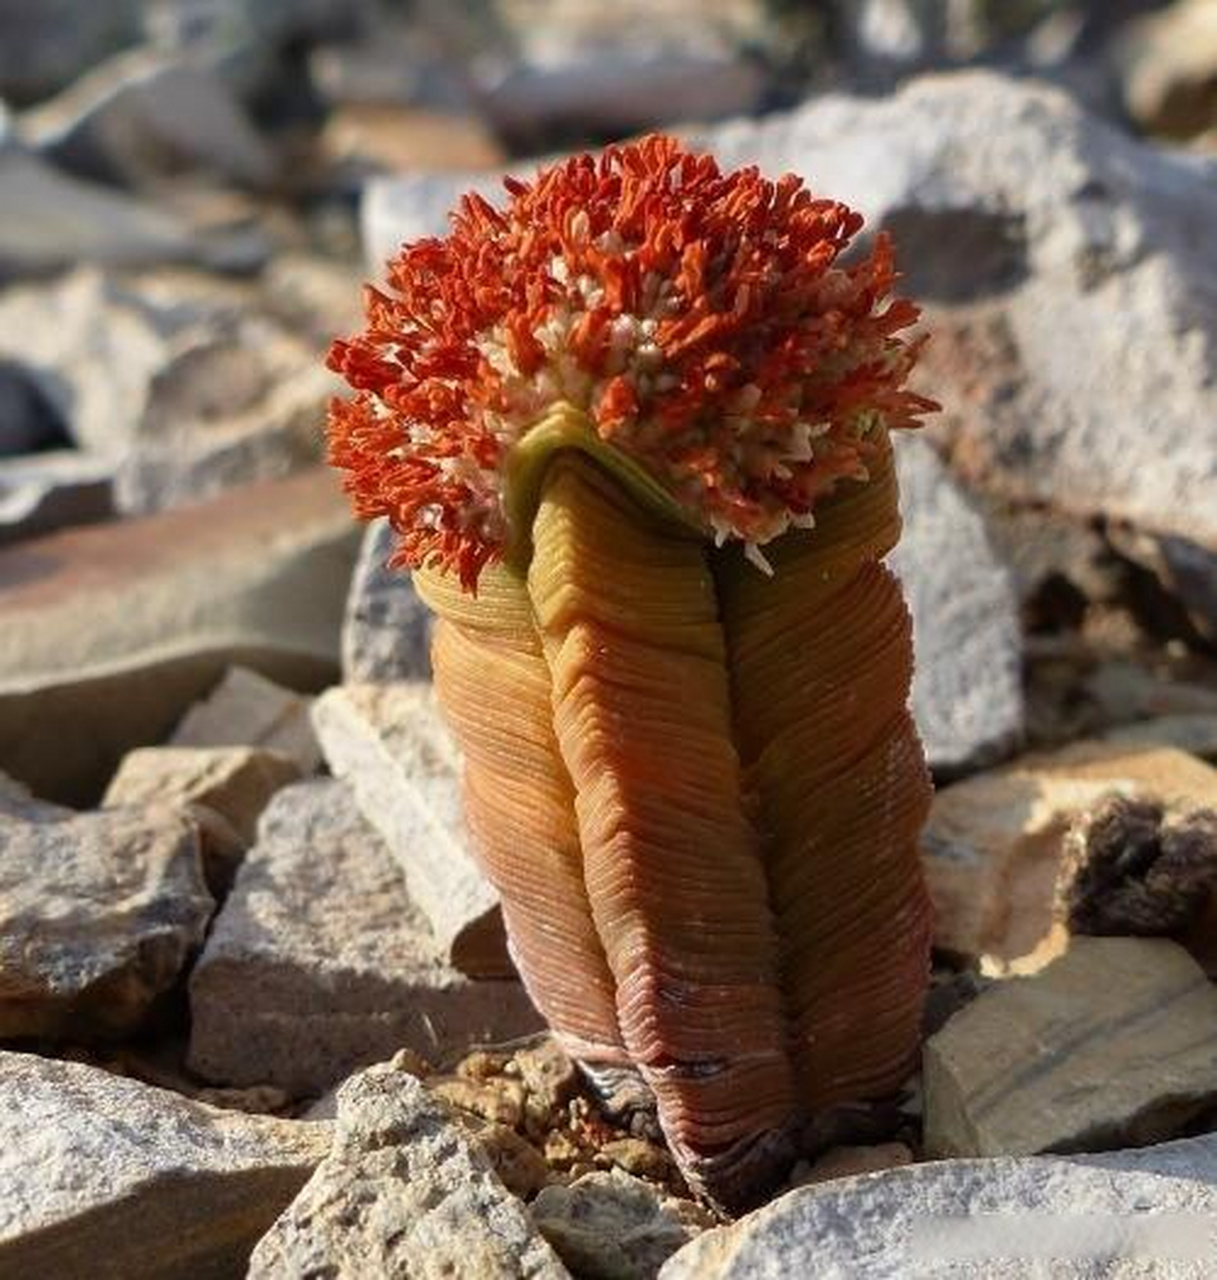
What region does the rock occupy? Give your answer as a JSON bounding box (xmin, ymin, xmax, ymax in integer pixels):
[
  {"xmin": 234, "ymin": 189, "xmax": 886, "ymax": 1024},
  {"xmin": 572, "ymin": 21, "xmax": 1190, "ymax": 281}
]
[
  {"xmin": 321, "ymin": 104, "xmax": 506, "ymax": 180},
  {"xmin": 797, "ymin": 1142, "xmax": 913, "ymax": 1186},
  {"xmin": 0, "ymin": 148, "xmax": 256, "ymax": 279},
  {"xmin": 1116, "ymin": 0, "xmax": 1217, "ymax": 146},
  {"xmin": 114, "ymin": 358, "xmax": 335, "ymax": 516},
  {"xmin": 0, "ymin": 786, "xmax": 212, "ymax": 1038},
  {"xmin": 342, "ymin": 518, "xmax": 434, "ymax": 683},
  {"xmin": 0, "ymin": 449, "xmax": 114, "ymax": 544},
  {"xmin": 660, "ymin": 1129, "xmax": 1217, "ymax": 1279},
  {"xmin": 311, "ymin": 683, "xmax": 510, "ymax": 975},
  {"xmin": 890, "ymin": 435, "xmax": 1023, "ymax": 773},
  {"xmin": 362, "ymin": 167, "xmax": 508, "ymax": 269},
  {"xmin": 171, "ymin": 665, "xmax": 323, "ymax": 775},
  {"xmin": 187, "ymin": 779, "xmax": 540, "ymax": 1094},
  {"xmin": 1102, "ymin": 714, "xmax": 1217, "ymax": 762},
  {"xmin": 0, "ymin": 268, "xmax": 329, "ymax": 510},
  {"xmin": 923, "ymin": 936, "xmax": 1217, "ymax": 1158},
  {"xmin": 1107, "ymin": 526, "xmax": 1217, "ymax": 644},
  {"xmin": 23, "ymin": 50, "xmax": 279, "ymax": 190},
  {"xmin": 0, "ymin": 356, "xmax": 68, "ymax": 455},
  {"xmin": 922, "ymin": 741, "xmax": 1217, "ymax": 967},
  {"xmin": 1083, "ymin": 659, "xmax": 1217, "ymax": 726},
  {"xmin": 247, "ymin": 1060, "xmax": 569, "ymax": 1278},
  {"xmin": 0, "ymin": 0, "xmax": 141, "ymax": 106},
  {"xmin": 260, "ymin": 252, "xmax": 362, "ymax": 349},
  {"xmin": 0, "ymin": 1050, "xmax": 329, "ymax": 1279},
  {"xmin": 0, "ymin": 468, "xmax": 359, "ymax": 805},
  {"xmin": 533, "ymin": 1169, "xmax": 704, "ymax": 1280},
  {"xmin": 103, "ymin": 744, "xmax": 300, "ymax": 893},
  {"xmin": 0, "ymin": 267, "xmax": 246, "ymax": 459}
]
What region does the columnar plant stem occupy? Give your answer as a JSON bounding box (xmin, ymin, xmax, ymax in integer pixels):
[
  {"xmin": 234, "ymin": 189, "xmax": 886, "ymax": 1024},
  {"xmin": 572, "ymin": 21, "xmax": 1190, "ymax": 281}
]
[
  {"xmin": 528, "ymin": 456, "xmax": 800, "ymax": 1207},
  {"xmin": 714, "ymin": 440, "xmax": 934, "ymax": 1112}
]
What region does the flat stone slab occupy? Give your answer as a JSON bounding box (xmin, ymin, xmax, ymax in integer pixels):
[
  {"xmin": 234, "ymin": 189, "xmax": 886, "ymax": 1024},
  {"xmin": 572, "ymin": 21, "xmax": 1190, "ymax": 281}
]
[
  {"xmin": 923, "ymin": 936, "xmax": 1217, "ymax": 1159},
  {"xmin": 187, "ymin": 779, "xmax": 540, "ymax": 1095},
  {"xmin": 922, "ymin": 741, "xmax": 1217, "ymax": 967},
  {"xmin": 311, "ymin": 683, "xmax": 510, "ymax": 976},
  {"xmin": 248, "ymin": 1061, "xmax": 569, "ymax": 1279},
  {"xmin": 0, "ymin": 1051, "xmax": 329, "ymax": 1280},
  {"xmin": 0, "ymin": 467, "xmax": 359, "ymax": 804},
  {"xmin": 0, "ymin": 778, "xmax": 212, "ymax": 1039},
  {"xmin": 660, "ymin": 1131, "xmax": 1217, "ymax": 1279}
]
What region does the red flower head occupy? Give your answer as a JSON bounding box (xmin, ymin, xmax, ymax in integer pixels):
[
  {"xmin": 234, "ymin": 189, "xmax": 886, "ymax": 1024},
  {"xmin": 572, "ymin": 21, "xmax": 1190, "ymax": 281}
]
[{"xmin": 327, "ymin": 134, "xmax": 936, "ymax": 591}]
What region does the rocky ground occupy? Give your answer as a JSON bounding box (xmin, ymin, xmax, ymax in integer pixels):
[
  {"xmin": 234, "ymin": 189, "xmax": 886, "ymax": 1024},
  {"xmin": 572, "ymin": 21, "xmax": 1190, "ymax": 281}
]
[{"xmin": 1, "ymin": 1, "xmax": 1216, "ymax": 1277}]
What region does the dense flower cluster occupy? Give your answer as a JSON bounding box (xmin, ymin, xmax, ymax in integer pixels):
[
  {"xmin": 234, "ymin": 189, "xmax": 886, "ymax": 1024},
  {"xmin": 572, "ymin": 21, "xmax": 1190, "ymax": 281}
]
[{"xmin": 327, "ymin": 134, "xmax": 936, "ymax": 590}]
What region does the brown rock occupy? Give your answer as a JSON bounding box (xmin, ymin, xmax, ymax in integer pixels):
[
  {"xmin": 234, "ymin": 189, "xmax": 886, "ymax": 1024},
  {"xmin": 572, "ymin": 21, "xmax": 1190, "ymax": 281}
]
[
  {"xmin": 0, "ymin": 469, "xmax": 358, "ymax": 804},
  {"xmin": 923, "ymin": 937, "xmax": 1217, "ymax": 1158},
  {"xmin": 322, "ymin": 104, "xmax": 506, "ymax": 174},
  {"xmin": 922, "ymin": 742, "xmax": 1217, "ymax": 970},
  {"xmin": 103, "ymin": 744, "xmax": 299, "ymax": 893},
  {"xmin": 187, "ymin": 779, "xmax": 541, "ymax": 1095}
]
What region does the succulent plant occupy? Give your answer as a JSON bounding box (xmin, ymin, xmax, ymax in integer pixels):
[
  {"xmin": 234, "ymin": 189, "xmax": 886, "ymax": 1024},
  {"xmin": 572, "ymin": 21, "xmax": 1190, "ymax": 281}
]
[{"xmin": 327, "ymin": 136, "xmax": 936, "ymax": 1212}]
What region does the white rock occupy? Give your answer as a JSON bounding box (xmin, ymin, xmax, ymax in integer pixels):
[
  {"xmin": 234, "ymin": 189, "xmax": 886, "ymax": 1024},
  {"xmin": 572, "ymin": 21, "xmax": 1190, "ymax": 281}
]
[
  {"xmin": 248, "ymin": 1061, "xmax": 568, "ymax": 1278},
  {"xmin": 661, "ymin": 1130, "xmax": 1217, "ymax": 1279},
  {"xmin": 311, "ymin": 683, "xmax": 510, "ymax": 976},
  {"xmin": 188, "ymin": 779, "xmax": 539, "ymax": 1094},
  {"xmin": 0, "ymin": 1050, "xmax": 329, "ymax": 1279}
]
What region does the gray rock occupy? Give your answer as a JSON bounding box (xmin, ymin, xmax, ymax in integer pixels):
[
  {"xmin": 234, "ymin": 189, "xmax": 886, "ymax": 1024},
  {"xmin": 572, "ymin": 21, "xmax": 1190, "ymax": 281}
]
[
  {"xmin": 311, "ymin": 684, "xmax": 510, "ymax": 976},
  {"xmin": 0, "ymin": 783, "xmax": 212, "ymax": 1038},
  {"xmin": 891, "ymin": 435, "xmax": 1022, "ymax": 773},
  {"xmin": 660, "ymin": 1130, "xmax": 1217, "ymax": 1279},
  {"xmin": 187, "ymin": 779, "xmax": 540, "ymax": 1094},
  {"xmin": 0, "ymin": 468, "xmax": 358, "ymax": 805},
  {"xmin": 1101, "ymin": 714, "xmax": 1217, "ymax": 762},
  {"xmin": 0, "ymin": 0, "xmax": 141, "ymax": 105},
  {"xmin": 0, "ymin": 1050, "xmax": 329, "ymax": 1280},
  {"xmin": 342, "ymin": 518, "xmax": 434, "ymax": 683},
  {"xmin": 0, "ymin": 148, "xmax": 256, "ymax": 279},
  {"xmin": 0, "ymin": 267, "xmax": 245, "ymax": 459},
  {"xmin": 103, "ymin": 744, "xmax": 300, "ymax": 893},
  {"xmin": 171, "ymin": 665, "xmax": 323, "ymax": 775},
  {"xmin": 362, "ymin": 167, "xmax": 507, "ymax": 269},
  {"xmin": 533, "ymin": 1170, "xmax": 705, "ymax": 1280},
  {"xmin": 248, "ymin": 1060, "xmax": 568, "ymax": 1278},
  {"xmin": 0, "ymin": 449, "xmax": 113, "ymax": 544},
  {"xmin": 114, "ymin": 358, "xmax": 334, "ymax": 517},
  {"xmin": 923, "ymin": 936, "xmax": 1217, "ymax": 1158},
  {"xmin": 24, "ymin": 50, "xmax": 278, "ymax": 190}
]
